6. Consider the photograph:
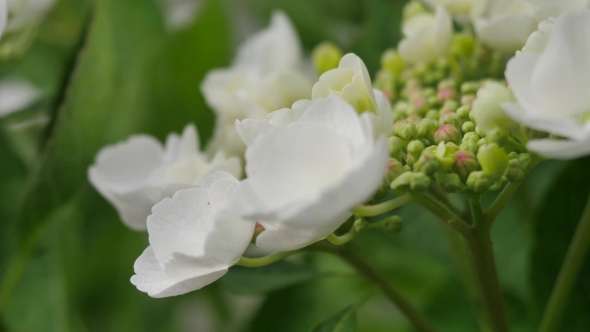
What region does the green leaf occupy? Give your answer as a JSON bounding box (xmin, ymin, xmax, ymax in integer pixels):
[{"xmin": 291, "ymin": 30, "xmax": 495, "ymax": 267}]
[
  {"xmin": 529, "ymin": 157, "xmax": 590, "ymax": 331},
  {"xmin": 222, "ymin": 261, "xmax": 320, "ymax": 294},
  {"xmin": 310, "ymin": 305, "xmax": 357, "ymax": 332}
]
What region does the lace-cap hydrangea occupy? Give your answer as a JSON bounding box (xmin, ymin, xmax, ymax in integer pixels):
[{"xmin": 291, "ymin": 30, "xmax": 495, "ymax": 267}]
[
  {"xmin": 88, "ymin": 124, "xmax": 241, "ymax": 230},
  {"xmin": 230, "ymin": 96, "xmax": 389, "ymax": 251},
  {"xmin": 131, "ymin": 171, "xmax": 254, "ymax": 298}
]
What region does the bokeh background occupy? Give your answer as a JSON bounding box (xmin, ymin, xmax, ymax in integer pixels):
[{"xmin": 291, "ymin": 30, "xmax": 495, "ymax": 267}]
[{"xmin": 1, "ymin": 0, "xmax": 589, "ymax": 331}]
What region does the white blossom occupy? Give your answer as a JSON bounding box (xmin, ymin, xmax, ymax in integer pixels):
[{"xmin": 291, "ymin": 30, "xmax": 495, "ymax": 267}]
[
  {"xmin": 6, "ymin": 0, "xmax": 56, "ymax": 31},
  {"xmin": 0, "ymin": 77, "xmax": 39, "ymax": 117},
  {"xmin": 88, "ymin": 124, "xmax": 241, "ymax": 230},
  {"xmin": 201, "ymin": 11, "xmax": 314, "ymax": 158},
  {"xmin": 397, "ymin": 5, "xmax": 453, "ymax": 64},
  {"xmin": 502, "ymin": 11, "xmax": 590, "ymax": 159},
  {"xmin": 429, "ymin": 0, "xmax": 472, "ymax": 15},
  {"xmin": 157, "ymin": 0, "xmax": 202, "ymax": 31},
  {"xmin": 230, "ymin": 96, "xmax": 389, "ymax": 251},
  {"xmin": 131, "ymin": 171, "xmax": 254, "ymax": 298}
]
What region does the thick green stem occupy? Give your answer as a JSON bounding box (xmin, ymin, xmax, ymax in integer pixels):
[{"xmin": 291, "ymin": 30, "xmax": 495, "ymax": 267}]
[
  {"xmin": 327, "ymin": 226, "xmax": 357, "ymax": 246},
  {"xmin": 538, "ymin": 194, "xmax": 590, "ymax": 332},
  {"xmin": 411, "ymin": 193, "xmax": 471, "ymax": 236},
  {"xmin": 236, "ymin": 251, "xmax": 299, "ymax": 267},
  {"xmin": 466, "ymin": 195, "xmax": 509, "ymax": 332},
  {"xmin": 337, "ymin": 248, "xmax": 439, "ymax": 332},
  {"xmin": 352, "ymin": 194, "xmax": 411, "ymax": 217}
]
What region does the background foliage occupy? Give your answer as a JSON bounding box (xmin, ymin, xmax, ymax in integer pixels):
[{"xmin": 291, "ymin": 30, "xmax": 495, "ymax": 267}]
[{"xmin": 0, "ymin": 0, "xmax": 588, "ymax": 331}]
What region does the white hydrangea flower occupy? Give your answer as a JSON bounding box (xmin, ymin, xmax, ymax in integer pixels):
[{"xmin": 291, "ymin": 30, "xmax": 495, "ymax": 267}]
[
  {"xmin": 0, "ymin": 77, "xmax": 39, "ymax": 117},
  {"xmin": 6, "ymin": 0, "xmax": 56, "ymax": 31},
  {"xmin": 471, "ymin": 0, "xmax": 588, "ymax": 54},
  {"xmin": 312, "ymin": 53, "xmax": 378, "ymax": 113},
  {"xmin": 201, "ymin": 11, "xmax": 314, "ymax": 158},
  {"xmin": 157, "ymin": 0, "xmax": 202, "ymax": 31},
  {"xmin": 230, "ymin": 96, "xmax": 389, "ymax": 251},
  {"xmin": 88, "ymin": 124, "xmax": 241, "ymax": 230},
  {"xmin": 502, "ymin": 11, "xmax": 590, "ymax": 159},
  {"xmin": 429, "ymin": 0, "xmax": 472, "ymax": 15},
  {"xmin": 236, "ymin": 89, "xmax": 393, "ymax": 146},
  {"xmin": 397, "ymin": 5, "xmax": 453, "ymax": 64},
  {"xmin": 131, "ymin": 171, "xmax": 255, "ymax": 298}
]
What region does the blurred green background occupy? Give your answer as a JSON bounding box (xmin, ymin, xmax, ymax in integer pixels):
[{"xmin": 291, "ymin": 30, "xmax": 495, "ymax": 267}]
[{"xmin": 1, "ymin": 0, "xmax": 589, "ymax": 331}]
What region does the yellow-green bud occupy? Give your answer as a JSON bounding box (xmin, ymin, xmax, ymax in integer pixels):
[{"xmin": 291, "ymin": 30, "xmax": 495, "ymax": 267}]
[
  {"xmin": 461, "ymin": 94, "xmax": 476, "ymax": 107},
  {"xmin": 381, "ymin": 49, "xmax": 405, "ymax": 77},
  {"xmin": 398, "ymin": 122, "xmax": 418, "ymax": 140},
  {"xmin": 462, "ymin": 132, "xmax": 480, "ymax": 143},
  {"xmin": 453, "ymin": 150, "xmax": 478, "ymax": 180},
  {"xmin": 477, "ymin": 144, "xmax": 509, "ymax": 181},
  {"xmin": 385, "ymin": 158, "xmax": 405, "ymax": 183},
  {"xmin": 436, "ymin": 142, "xmax": 457, "ymax": 170},
  {"xmin": 312, "ymin": 41, "xmax": 343, "ymax": 74},
  {"xmin": 477, "ymin": 138, "xmax": 487, "ymax": 147},
  {"xmin": 440, "ymin": 112, "xmax": 461, "ymax": 128},
  {"xmin": 410, "ymin": 172, "xmax": 431, "ymax": 192},
  {"xmin": 467, "ymin": 171, "xmax": 493, "ymax": 193},
  {"xmin": 504, "ymin": 159, "xmax": 525, "ymax": 182},
  {"xmin": 369, "ymin": 216, "xmax": 403, "ymax": 234},
  {"xmin": 388, "ymin": 136, "xmax": 405, "ymax": 160},
  {"xmin": 437, "ymin": 173, "xmax": 462, "ymax": 193},
  {"xmin": 459, "ymin": 141, "xmax": 478, "ymax": 154},
  {"xmin": 461, "ymin": 81, "xmax": 480, "ymax": 94},
  {"xmin": 407, "ymin": 140, "xmax": 425, "ymax": 157},
  {"xmin": 434, "ymin": 124, "xmax": 460, "ymax": 144},
  {"xmin": 462, "ymin": 121, "xmax": 476, "ymax": 133},
  {"xmin": 426, "ymin": 110, "xmax": 440, "ymax": 121},
  {"xmin": 414, "ymin": 149, "xmax": 440, "ymax": 176},
  {"xmin": 456, "ymin": 105, "xmax": 471, "ymax": 120},
  {"xmin": 406, "ymin": 153, "xmax": 417, "ymax": 167},
  {"xmin": 471, "ymin": 82, "xmax": 519, "ymax": 134},
  {"xmin": 452, "ymin": 34, "xmax": 476, "ymax": 58}
]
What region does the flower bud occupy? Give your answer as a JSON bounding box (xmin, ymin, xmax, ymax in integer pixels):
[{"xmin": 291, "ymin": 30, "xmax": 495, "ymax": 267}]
[
  {"xmin": 477, "ymin": 144, "xmax": 509, "ymax": 181},
  {"xmin": 453, "ymin": 150, "xmax": 478, "ymax": 180},
  {"xmin": 470, "ymin": 82, "xmax": 518, "ymax": 134},
  {"xmin": 381, "ymin": 49, "xmax": 405, "ymax": 77},
  {"xmin": 374, "ymin": 70, "xmax": 395, "ymax": 99},
  {"xmin": 452, "ymin": 34, "xmax": 475, "ymax": 58},
  {"xmin": 436, "ymin": 142, "xmax": 457, "ymax": 170},
  {"xmin": 461, "ymin": 94, "xmax": 475, "ymax": 107},
  {"xmin": 438, "ymin": 79, "xmax": 455, "ymax": 90},
  {"xmin": 462, "ymin": 121, "xmax": 475, "ymax": 133},
  {"xmin": 439, "ymin": 112, "xmax": 461, "ymax": 128},
  {"xmin": 459, "ymin": 141, "xmax": 478, "ymax": 154},
  {"xmin": 434, "ymin": 124, "xmax": 460, "ymax": 144},
  {"xmin": 437, "ymin": 88, "xmax": 457, "ymax": 103},
  {"xmin": 369, "ymin": 215, "xmax": 403, "ymax": 234},
  {"xmin": 485, "ymin": 128, "xmax": 507, "ymax": 145},
  {"xmin": 460, "ymin": 81, "xmax": 480, "ymax": 95},
  {"xmin": 467, "ymin": 171, "xmax": 493, "ymax": 194},
  {"xmin": 312, "ymin": 41, "xmax": 343, "ymax": 74},
  {"xmin": 426, "ymin": 110, "xmax": 440, "ymax": 121},
  {"xmin": 392, "ymin": 120, "xmax": 407, "ymax": 136},
  {"xmin": 398, "ymin": 122, "xmax": 418, "ymax": 140},
  {"xmin": 385, "ymin": 158, "xmax": 404, "ymax": 183},
  {"xmin": 504, "ymin": 158, "xmax": 526, "ymax": 182},
  {"xmin": 462, "ymin": 132, "xmax": 480, "ymax": 143},
  {"xmin": 414, "ymin": 149, "xmax": 440, "ymax": 176},
  {"xmin": 407, "ymin": 140, "xmax": 425, "ymax": 158},
  {"xmin": 456, "ymin": 105, "xmax": 471, "ymax": 121},
  {"xmin": 389, "ymin": 136, "xmax": 405, "ymax": 160},
  {"xmin": 390, "ymin": 172, "xmax": 430, "ymax": 192},
  {"xmin": 477, "ymin": 138, "xmax": 487, "ymax": 147},
  {"xmin": 518, "ymin": 153, "xmax": 531, "ymax": 167},
  {"xmin": 406, "ymin": 153, "xmax": 417, "ymax": 167},
  {"xmin": 437, "ymin": 173, "xmax": 462, "ymax": 193},
  {"xmin": 411, "ymin": 96, "xmax": 430, "ymax": 114}
]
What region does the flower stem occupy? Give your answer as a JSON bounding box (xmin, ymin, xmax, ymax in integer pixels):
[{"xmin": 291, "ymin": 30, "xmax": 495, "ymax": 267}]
[
  {"xmin": 327, "ymin": 225, "xmax": 358, "ymax": 246},
  {"xmin": 538, "ymin": 194, "xmax": 590, "ymax": 332},
  {"xmin": 465, "ymin": 195, "xmax": 509, "ymax": 332},
  {"xmin": 411, "ymin": 193, "xmax": 471, "ymax": 236},
  {"xmin": 236, "ymin": 251, "xmax": 300, "ymax": 267},
  {"xmin": 336, "ymin": 248, "xmax": 439, "ymax": 332},
  {"xmin": 352, "ymin": 194, "xmax": 411, "ymax": 217}
]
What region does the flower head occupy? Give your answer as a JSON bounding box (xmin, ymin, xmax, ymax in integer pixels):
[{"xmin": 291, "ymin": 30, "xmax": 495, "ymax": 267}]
[
  {"xmin": 131, "ymin": 171, "xmax": 255, "ymax": 298},
  {"xmin": 231, "ymin": 96, "xmax": 389, "ymax": 251},
  {"xmin": 88, "ymin": 124, "xmax": 241, "ymax": 230}
]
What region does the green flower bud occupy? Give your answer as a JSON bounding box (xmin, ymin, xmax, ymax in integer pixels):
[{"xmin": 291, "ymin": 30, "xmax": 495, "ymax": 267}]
[
  {"xmin": 462, "ymin": 132, "xmax": 480, "ymax": 143},
  {"xmin": 369, "ymin": 216, "xmax": 403, "ymax": 234},
  {"xmin": 312, "ymin": 41, "xmax": 343, "ymax": 74},
  {"xmin": 410, "ymin": 172, "xmax": 431, "ymax": 192},
  {"xmin": 475, "ymin": 126, "xmax": 486, "ymax": 137},
  {"xmin": 504, "ymin": 158, "xmax": 526, "ymax": 182},
  {"xmin": 467, "ymin": 171, "xmax": 493, "ymax": 194},
  {"xmin": 407, "ymin": 140, "xmax": 425, "ymax": 157},
  {"xmin": 452, "ymin": 34, "xmax": 476, "ymax": 59},
  {"xmin": 485, "ymin": 128, "xmax": 507, "ymax": 146},
  {"xmin": 390, "ymin": 172, "xmax": 412, "ymax": 191},
  {"xmin": 437, "ymin": 173, "xmax": 462, "ymax": 193},
  {"xmin": 462, "ymin": 121, "xmax": 476, "ymax": 133},
  {"xmin": 453, "ymin": 150, "xmax": 478, "ymax": 180},
  {"xmin": 417, "ymin": 118, "xmax": 438, "ymax": 140},
  {"xmin": 436, "ymin": 142, "xmax": 457, "ymax": 170},
  {"xmin": 456, "ymin": 105, "xmax": 471, "ymax": 120},
  {"xmin": 440, "ymin": 112, "xmax": 461, "ymax": 128},
  {"xmin": 459, "ymin": 141, "xmax": 478, "ymax": 154},
  {"xmin": 518, "ymin": 153, "xmax": 531, "ymax": 167},
  {"xmin": 406, "ymin": 153, "xmax": 417, "ymax": 167},
  {"xmin": 381, "ymin": 49, "xmax": 405, "ymax": 77},
  {"xmin": 423, "ymin": 87, "xmax": 436, "ymax": 98},
  {"xmin": 477, "ymin": 144, "xmax": 509, "ymax": 181},
  {"xmin": 388, "ymin": 136, "xmax": 405, "ymax": 160},
  {"xmin": 426, "ymin": 110, "xmax": 440, "ymax": 120},
  {"xmin": 398, "ymin": 122, "xmax": 418, "ymax": 140},
  {"xmin": 443, "ymin": 99, "xmax": 459, "ymax": 111},
  {"xmin": 392, "ymin": 120, "xmax": 407, "ymax": 136},
  {"xmin": 434, "ymin": 124, "xmax": 460, "ymax": 144},
  {"xmin": 461, "ymin": 94, "xmax": 476, "ymax": 107},
  {"xmin": 460, "ymin": 81, "xmax": 480, "ymax": 95},
  {"xmin": 471, "ymin": 82, "xmax": 519, "ymax": 134},
  {"xmin": 477, "ymin": 138, "xmax": 487, "ymax": 147},
  {"xmin": 437, "ymin": 88, "xmax": 457, "ymax": 103},
  {"xmin": 385, "ymin": 158, "xmax": 404, "ymax": 183},
  {"xmin": 354, "ymin": 218, "xmax": 370, "ymax": 233},
  {"xmin": 402, "ymin": 164, "xmax": 412, "ymax": 172},
  {"xmin": 414, "ymin": 149, "xmax": 440, "ymax": 176},
  {"xmin": 411, "ymin": 96, "xmax": 430, "ymax": 114}
]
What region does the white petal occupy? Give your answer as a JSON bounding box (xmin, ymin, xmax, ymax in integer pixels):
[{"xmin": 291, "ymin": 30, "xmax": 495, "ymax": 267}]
[
  {"xmin": 373, "ymin": 89, "xmax": 393, "ymax": 137},
  {"xmin": 193, "ymin": 154, "xmax": 242, "ymax": 185},
  {"xmin": 398, "ymin": 25, "xmax": 436, "ymax": 63},
  {"xmin": 531, "ymin": 0, "xmax": 589, "ymax": 22},
  {"xmin": 527, "ymin": 137, "xmax": 590, "ymax": 159},
  {"xmin": 311, "ymin": 69, "xmax": 356, "ymax": 100},
  {"xmin": 530, "ymin": 10, "xmax": 590, "ymax": 118},
  {"xmin": 338, "ymin": 54, "xmax": 377, "ymax": 110},
  {"xmin": 6, "ymin": 0, "xmax": 55, "ymax": 31},
  {"xmin": 475, "ymin": 14, "xmax": 536, "ymax": 53},
  {"xmin": 235, "ymin": 118, "xmax": 275, "ymax": 146},
  {"xmin": 433, "ymin": 5, "xmax": 453, "ymax": 57},
  {"xmin": 158, "ymin": 0, "xmax": 202, "ymax": 31},
  {"xmin": 131, "ymin": 247, "xmax": 228, "ymax": 298},
  {"xmin": 501, "ymin": 103, "xmax": 586, "ymax": 139},
  {"xmin": 163, "ymin": 124, "xmax": 200, "ymax": 164},
  {"xmin": 256, "ymin": 222, "xmax": 331, "ymax": 252},
  {"xmin": 234, "ymin": 11, "xmax": 302, "ymax": 75},
  {"xmin": 0, "ymin": 78, "xmax": 40, "ymax": 117},
  {"xmin": 200, "ymin": 68, "xmax": 249, "ymax": 118}
]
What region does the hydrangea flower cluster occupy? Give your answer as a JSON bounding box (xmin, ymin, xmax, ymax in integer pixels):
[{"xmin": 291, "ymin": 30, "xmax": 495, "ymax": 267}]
[{"xmin": 86, "ymin": 6, "xmax": 590, "ymax": 331}]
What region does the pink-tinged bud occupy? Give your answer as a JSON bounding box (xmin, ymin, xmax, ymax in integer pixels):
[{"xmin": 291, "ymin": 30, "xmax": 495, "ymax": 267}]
[
  {"xmin": 253, "ymin": 222, "xmax": 265, "ymax": 242},
  {"xmin": 385, "ymin": 158, "xmax": 404, "ymax": 183},
  {"xmin": 461, "ymin": 94, "xmax": 476, "ymax": 107},
  {"xmin": 434, "ymin": 124, "xmax": 460, "ymax": 144},
  {"xmin": 412, "ymin": 96, "xmax": 429, "ymax": 113},
  {"xmin": 407, "ymin": 114, "xmax": 421, "ymax": 124},
  {"xmin": 453, "ymin": 150, "xmax": 478, "ymax": 180},
  {"xmin": 437, "ymin": 88, "xmax": 457, "ymax": 103}
]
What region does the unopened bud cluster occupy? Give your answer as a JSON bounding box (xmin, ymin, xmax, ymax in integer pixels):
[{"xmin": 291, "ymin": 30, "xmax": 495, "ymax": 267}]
[{"xmin": 378, "ymin": 57, "xmax": 530, "ymax": 194}]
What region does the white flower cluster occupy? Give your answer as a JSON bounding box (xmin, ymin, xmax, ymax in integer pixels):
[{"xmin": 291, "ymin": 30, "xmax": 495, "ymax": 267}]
[
  {"xmin": 0, "ymin": 0, "xmax": 56, "ymax": 37},
  {"xmin": 89, "ymin": 12, "xmax": 389, "ymax": 298}
]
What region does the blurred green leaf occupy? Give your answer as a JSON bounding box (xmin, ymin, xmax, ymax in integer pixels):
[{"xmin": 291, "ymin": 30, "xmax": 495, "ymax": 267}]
[
  {"xmin": 529, "ymin": 157, "xmax": 590, "ymax": 331},
  {"xmin": 310, "ymin": 305, "xmax": 358, "ymax": 332},
  {"xmin": 222, "ymin": 261, "xmax": 320, "ymax": 294}
]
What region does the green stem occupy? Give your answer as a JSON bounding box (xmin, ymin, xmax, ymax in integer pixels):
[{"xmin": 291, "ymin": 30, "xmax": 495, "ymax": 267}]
[
  {"xmin": 327, "ymin": 225, "xmax": 358, "ymax": 246},
  {"xmin": 352, "ymin": 194, "xmax": 411, "ymax": 217},
  {"xmin": 466, "ymin": 195, "xmax": 509, "ymax": 332},
  {"xmin": 538, "ymin": 194, "xmax": 590, "ymax": 332},
  {"xmin": 236, "ymin": 251, "xmax": 299, "ymax": 267},
  {"xmin": 337, "ymin": 248, "xmax": 439, "ymax": 332},
  {"xmin": 411, "ymin": 193, "xmax": 471, "ymax": 236}
]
